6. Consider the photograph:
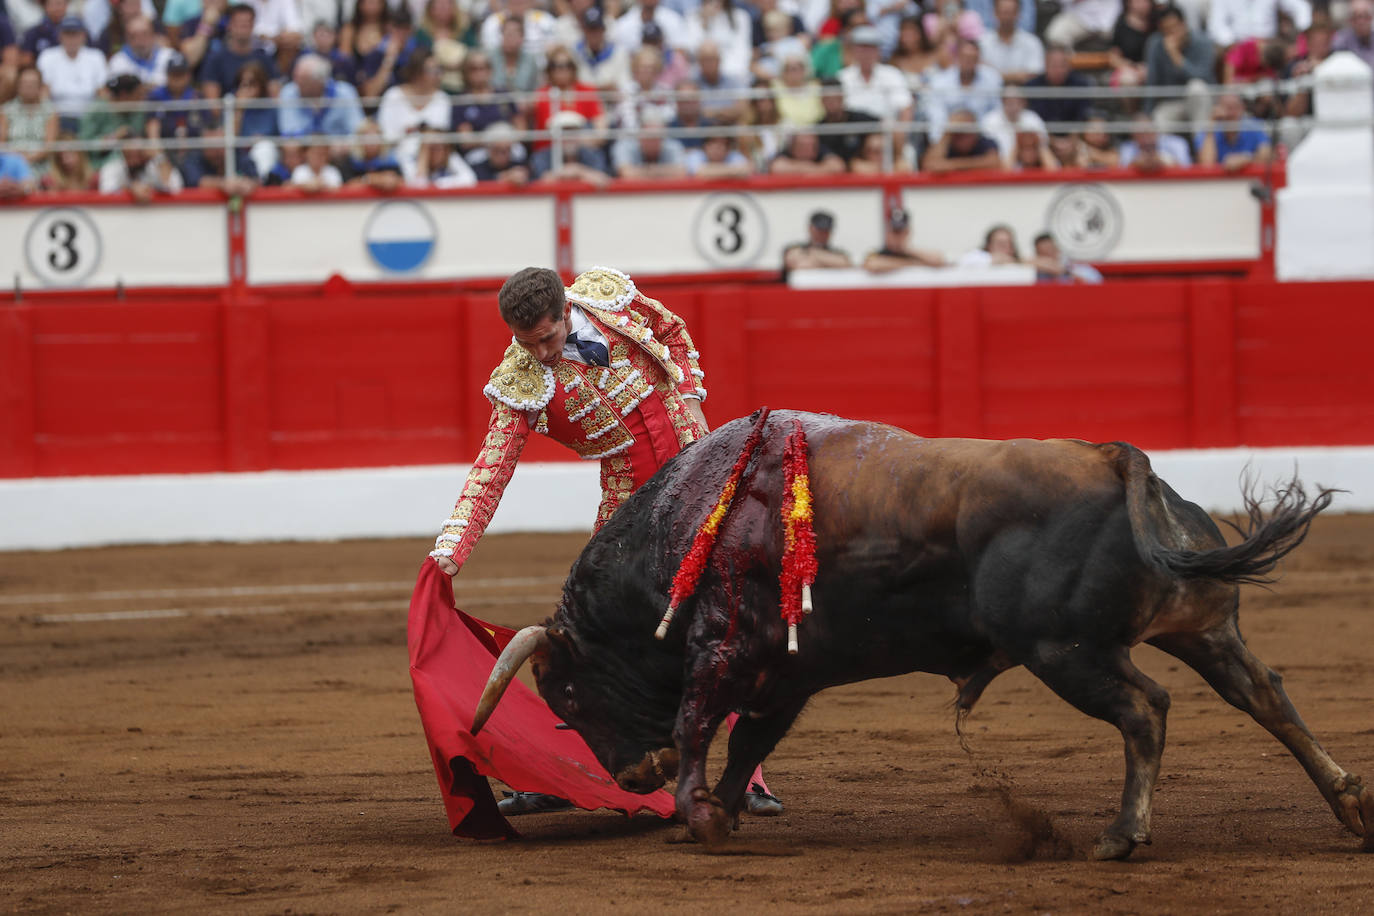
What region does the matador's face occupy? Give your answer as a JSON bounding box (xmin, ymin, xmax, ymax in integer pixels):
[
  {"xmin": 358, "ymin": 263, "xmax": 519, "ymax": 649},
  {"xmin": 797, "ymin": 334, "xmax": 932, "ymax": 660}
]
[{"xmin": 511, "ymin": 303, "xmax": 573, "ymax": 367}]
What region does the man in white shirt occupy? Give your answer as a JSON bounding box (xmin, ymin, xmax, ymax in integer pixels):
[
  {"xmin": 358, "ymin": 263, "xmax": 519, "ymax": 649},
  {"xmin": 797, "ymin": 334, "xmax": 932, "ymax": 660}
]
[
  {"xmin": 481, "ymin": 0, "xmax": 560, "ymax": 57},
  {"xmin": 836, "ymin": 24, "xmax": 914, "ymax": 122},
  {"xmin": 1044, "ymin": 0, "xmax": 1121, "ymax": 49},
  {"xmin": 35, "ymin": 16, "xmax": 106, "ymax": 119},
  {"xmin": 98, "ymin": 142, "xmax": 185, "ymax": 199},
  {"xmin": 1207, "ymin": 0, "xmax": 1312, "ymax": 49},
  {"xmin": 924, "ymin": 38, "xmax": 1003, "ymax": 140},
  {"xmin": 978, "ymin": 0, "xmax": 1044, "ymax": 84},
  {"xmin": 246, "ymin": 0, "xmax": 304, "ymax": 42},
  {"xmin": 613, "ymin": 0, "xmax": 690, "ymax": 54},
  {"xmin": 107, "ymin": 15, "xmax": 175, "ymax": 88},
  {"xmin": 980, "ymin": 87, "xmax": 1046, "ymax": 165}
]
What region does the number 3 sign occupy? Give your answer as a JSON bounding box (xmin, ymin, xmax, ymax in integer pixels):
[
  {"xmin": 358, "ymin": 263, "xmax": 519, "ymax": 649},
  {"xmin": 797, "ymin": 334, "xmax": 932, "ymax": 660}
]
[
  {"xmin": 692, "ymin": 192, "xmax": 767, "ymax": 269},
  {"xmin": 24, "ymin": 208, "xmax": 102, "ymax": 287}
]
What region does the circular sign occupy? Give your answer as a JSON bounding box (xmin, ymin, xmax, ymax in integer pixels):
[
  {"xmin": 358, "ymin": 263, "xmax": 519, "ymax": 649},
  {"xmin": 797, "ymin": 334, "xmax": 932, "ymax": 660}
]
[
  {"xmin": 692, "ymin": 192, "xmax": 768, "ymax": 268},
  {"xmin": 364, "ymin": 200, "xmax": 438, "ymax": 273},
  {"xmin": 24, "ymin": 207, "xmax": 102, "ymax": 287},
  {"xmin": 1044, "ymin": 184, "xmax": 1124, "ymax": 261}
]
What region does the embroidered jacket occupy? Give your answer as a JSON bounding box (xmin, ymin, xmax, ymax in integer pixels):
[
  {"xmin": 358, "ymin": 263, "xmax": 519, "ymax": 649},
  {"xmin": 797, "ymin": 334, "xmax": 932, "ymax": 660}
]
[{"xmin": 431, "ymin": 267, "xmax": 708, "ymax": 567}]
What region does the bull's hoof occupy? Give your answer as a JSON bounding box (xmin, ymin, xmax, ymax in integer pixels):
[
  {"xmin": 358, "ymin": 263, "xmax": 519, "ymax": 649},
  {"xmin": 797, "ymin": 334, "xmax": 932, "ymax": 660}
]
[
  {"xmin": 1091, "ymin": 832, "xmax": 1139, "ymax": 861},
  {"xmin": 686, "ymin": 787, "xmax": 730, "ymax": 847},
  {"xmin": 1331, "ymin": 774, "xmax": 1374, "ymax": 849}
]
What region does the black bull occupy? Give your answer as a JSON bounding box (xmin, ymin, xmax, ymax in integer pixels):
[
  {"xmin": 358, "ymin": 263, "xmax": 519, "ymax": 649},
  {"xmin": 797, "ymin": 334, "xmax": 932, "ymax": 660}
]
[{"xmin": 472, "ymin": 409, "xmax": 1373, "ymax": 859}]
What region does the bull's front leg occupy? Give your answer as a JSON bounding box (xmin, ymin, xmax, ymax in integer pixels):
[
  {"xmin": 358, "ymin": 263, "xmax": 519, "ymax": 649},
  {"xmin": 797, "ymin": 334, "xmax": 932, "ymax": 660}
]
[{"xmin": 672, "ymin": 692, "xmax": 731, "ymax": 846}]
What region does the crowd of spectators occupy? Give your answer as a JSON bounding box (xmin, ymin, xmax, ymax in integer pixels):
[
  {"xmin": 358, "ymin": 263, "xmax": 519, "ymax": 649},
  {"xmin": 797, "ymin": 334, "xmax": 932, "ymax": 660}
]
[{"xmin": 0, "ymin": 0, "xmax": 1368, "ymax": 196}]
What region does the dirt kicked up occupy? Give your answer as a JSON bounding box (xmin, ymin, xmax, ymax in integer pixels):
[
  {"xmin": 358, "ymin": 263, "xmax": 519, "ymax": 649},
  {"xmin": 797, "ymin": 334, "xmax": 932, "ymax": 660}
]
[{"xmin": 2, "ymin": 519, "xmax": 1373, "ymax": 914}]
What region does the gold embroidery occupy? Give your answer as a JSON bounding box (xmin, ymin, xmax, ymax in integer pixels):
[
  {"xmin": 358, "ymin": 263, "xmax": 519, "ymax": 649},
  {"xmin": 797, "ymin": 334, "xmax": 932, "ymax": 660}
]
[{"xmin": 486, "ymin": 343, "xmax": 555, "ymax": 411}]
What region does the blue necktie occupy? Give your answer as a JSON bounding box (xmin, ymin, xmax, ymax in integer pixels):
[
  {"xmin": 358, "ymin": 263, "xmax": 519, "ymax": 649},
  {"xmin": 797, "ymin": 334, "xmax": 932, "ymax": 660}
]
[{"xmin": 572, "ymin": 333, "xmax": 609, "ymax": 367}]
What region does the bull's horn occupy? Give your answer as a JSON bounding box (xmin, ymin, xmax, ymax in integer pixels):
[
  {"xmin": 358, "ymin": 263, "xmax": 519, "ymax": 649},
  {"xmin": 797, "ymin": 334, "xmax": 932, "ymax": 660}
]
[{"xmin": 471, "ymin": 625, "xmax": 551, "ymax": 735}]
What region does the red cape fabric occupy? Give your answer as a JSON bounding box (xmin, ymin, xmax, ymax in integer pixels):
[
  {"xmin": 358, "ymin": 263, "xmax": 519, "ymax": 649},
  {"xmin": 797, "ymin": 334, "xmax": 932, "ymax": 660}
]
[{"xmin": 407, "ymin": 557, "xmax": 676, "ymax": 838}]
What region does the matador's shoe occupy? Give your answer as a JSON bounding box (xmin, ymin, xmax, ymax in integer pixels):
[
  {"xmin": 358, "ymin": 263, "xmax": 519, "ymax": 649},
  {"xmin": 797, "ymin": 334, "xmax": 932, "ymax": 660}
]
[
  {"xmin": 744, "ymin": 784, "xmax": 784, "ymax": 816},
  {"xmin": 498, "ymin": 791, "xmax": 574, "ymax": 815}
]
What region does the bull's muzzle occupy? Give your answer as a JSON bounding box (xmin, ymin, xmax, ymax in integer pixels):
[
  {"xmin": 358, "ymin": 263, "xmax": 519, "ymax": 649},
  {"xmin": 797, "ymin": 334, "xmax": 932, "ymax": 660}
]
[
  {"xmin": 614, "ymin": 747, "xmax": 679, "ymax": 794},
  {"xmin": 470, "ymin": 625, "xmax": 551, "ymax": 735}
]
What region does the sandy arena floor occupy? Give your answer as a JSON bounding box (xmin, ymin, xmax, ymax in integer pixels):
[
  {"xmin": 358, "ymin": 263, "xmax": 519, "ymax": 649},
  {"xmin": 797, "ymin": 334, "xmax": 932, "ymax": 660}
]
[{"xmin": 2, "ymin": 516, "xmax": 1373, "ymax": 914}]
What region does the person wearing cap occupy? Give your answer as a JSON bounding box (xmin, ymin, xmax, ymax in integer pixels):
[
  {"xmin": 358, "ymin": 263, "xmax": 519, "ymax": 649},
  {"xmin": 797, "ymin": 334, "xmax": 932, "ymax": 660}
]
[
  {"xmin": 79, "ymin": 72, "xmax": 148, "ymax": 167},
  {"xmin": 529, "ymin": 109, "xmax": 612, "ymax": 183},
  {"xmin": 571, "ymin": 4, "xmax": 630, "ymax": 91},
  {"xmin": 35, "ymin": 15, "xmax": 107, "ymax": 121},
  {"xmin": 428, "ymin": 265, "xmax": 785, "ymax": 819},
  {"xmin": 532, "ymin": 43, "xmax": 607, "ymax": 149},
  {"xmin": 614, "ymin": 0, "xmax": 689, "ymax": 55},
  {"xmin": 107, "ymin": 15, "xmax": 176, "ymax": 88},
  {"xmin": 145, "ymin": 52, "xmax": 204, "ymax": 153},
  {"xmin": 638, "ymin": 18, "xmax": 691, "ymax": 88},
  {"xmin": 836, "ymin": 23, "xmax": 914, "ymax": 123},
  {"xmin": 19, "ymin": 0, "xmax": 70, "ymax": 66},
  {"xmin": 864, "ymin": 207, "xmax": 947, "ymax": 272},
  {"xmin": 611, "ymin": 104, "xmax": 687, "ymax": 179},
  {"xmin": 782, "ymin": 210, "xmax": 853, "ymax": 278}
]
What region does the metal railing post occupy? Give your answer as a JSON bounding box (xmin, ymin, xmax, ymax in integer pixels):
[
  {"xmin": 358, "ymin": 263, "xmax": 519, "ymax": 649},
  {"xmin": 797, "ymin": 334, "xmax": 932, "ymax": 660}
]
[
  {"xmin": 551, "ymin": 86, "xmax": 564, "ymax": 173},
  {"xmin": 223, "ymin": 94, "xmax": 237, "ymax": 180}
]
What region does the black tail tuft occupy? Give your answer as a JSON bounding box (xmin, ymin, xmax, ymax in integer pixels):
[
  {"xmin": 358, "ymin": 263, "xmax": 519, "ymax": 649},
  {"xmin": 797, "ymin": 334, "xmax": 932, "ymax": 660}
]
[{"xmin": 1153, "ymin": 475, "xmax": 1339, "ymax": 586}]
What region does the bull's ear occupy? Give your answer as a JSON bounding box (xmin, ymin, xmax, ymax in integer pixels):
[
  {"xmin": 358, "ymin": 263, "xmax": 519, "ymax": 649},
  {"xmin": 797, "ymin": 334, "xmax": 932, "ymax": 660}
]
[{"xmin": 546, "ymin": 625, "xmax": 578, "ymax": 659}]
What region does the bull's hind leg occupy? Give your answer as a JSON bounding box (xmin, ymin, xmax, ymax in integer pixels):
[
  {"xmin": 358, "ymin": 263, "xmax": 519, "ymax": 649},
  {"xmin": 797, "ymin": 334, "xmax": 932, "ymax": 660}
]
[
  {"xmin": 1025, "ymin": 642, "xmax": 1171, "ymax": 861},
  {"xmin": 1150, "ymin": 622, "xmax": 1374, "ymax": 850}
]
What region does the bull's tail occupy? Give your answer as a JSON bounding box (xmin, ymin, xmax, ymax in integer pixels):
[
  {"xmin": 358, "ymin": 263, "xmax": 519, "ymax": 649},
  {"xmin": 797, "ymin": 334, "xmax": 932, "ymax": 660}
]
[{"xmin": 1113, "ymin": 442, "xmax": 1337, "ymax": 587}]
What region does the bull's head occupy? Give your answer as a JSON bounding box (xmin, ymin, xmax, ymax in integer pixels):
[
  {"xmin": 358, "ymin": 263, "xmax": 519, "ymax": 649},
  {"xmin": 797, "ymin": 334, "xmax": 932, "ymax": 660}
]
[{"xmin": 471, "ymin": 622, "xmax": 679, "ymax": 793}]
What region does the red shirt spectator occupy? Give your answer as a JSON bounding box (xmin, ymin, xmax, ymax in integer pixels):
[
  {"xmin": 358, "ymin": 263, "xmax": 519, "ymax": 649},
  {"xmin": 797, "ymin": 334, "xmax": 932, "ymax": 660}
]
[{"xmin": 531, "ymin": 46, "xmax": 606, "ymax": 149}]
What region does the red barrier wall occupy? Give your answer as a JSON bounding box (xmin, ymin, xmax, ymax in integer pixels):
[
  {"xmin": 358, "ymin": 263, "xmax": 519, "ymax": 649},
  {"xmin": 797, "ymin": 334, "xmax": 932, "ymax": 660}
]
[{"xmin": 3, "ymin": 277, "xmax": 1373, "ymax": 479}]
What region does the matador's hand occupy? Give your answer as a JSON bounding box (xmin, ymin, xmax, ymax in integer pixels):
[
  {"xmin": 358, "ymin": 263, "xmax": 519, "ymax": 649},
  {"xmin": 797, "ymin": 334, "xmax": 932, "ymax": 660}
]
[{"xmin": 435, "ymin": 556, "xmax": 459, "ymax": 576}]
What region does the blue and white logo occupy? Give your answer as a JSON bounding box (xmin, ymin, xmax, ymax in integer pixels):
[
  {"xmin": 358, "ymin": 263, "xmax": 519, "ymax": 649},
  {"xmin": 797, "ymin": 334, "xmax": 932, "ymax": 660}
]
[{"xmin": 364, "ymin": 200, "xmax": 438, "ymax": 273}]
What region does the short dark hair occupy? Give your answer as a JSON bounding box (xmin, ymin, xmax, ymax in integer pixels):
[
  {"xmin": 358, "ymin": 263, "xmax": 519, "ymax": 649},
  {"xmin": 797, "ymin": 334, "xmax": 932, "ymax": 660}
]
[
  {"xmin": 499, "ymin": 267, "xmax": 566, "ymax": 329},
  {"xmin": 227, "ymin": 3, "xmax": 256, "ymax": 20},
  {"xmin": 1033, "ymin": 231, "xmax": 1055, "ymax": 247},
  {"xmin": 1156, "ymin": 4, "xmax": 1184, "ymax": 24}
]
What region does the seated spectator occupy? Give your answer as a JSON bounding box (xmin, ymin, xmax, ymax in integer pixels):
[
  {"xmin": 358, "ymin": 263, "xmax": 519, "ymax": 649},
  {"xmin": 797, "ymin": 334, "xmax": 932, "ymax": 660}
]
[
  {"xmin": 1033, "ymin": 231, "xmax": 1104, "ymax": 283},
  {"xmin": 1, "ymin": 65, "xmax": 59, "ymax": 170},
  {"xmin": 530, "ymin": 110, "xmax": 612, "ymax": 183},
  {"xmin": 639, "ymin": 19, "xmax": 691, "ymax": 88},
  {"xmin": 80, "ymin": 74, "xmax": 146, "ymax": 168},
  {"xmin": 146, "ymin": 53, "xmax": 204, "ymax": 144},
  {"xmin": 308, "ymin": 19, "xmax": 358, "ymax": 87},
  {"xmin": 552, "ymin": 0, "xmax": 590, "ymax": 49},
  {"xmin": 1223, "ymin": 36, "xmax": 1288, "ymax": 84},
  {"xmin": 838, "ymin": 24, "xmax": 914, "ymax": 122},
  {"xmin": 36, "ymin": 16, "xmax": 107, "ymax": 123},
  {"xmin": 753, "ymin": 8, "xmax": 810, "ymax": 81},
  {"xmin": 573, "ymin": 6, "xmax": 630, "ymax": 91},
  {"xmin": 340, "ymin": 0, "xmax": 389, "ymax": 77},
  {"xmin": 452, "ymin": 49, "xmax": 521, "ymax": 139},
  {"xmin": 981, "ymin": 87, "xmax": 1045, "ymax": 165},
  {"xmin": 231, "ymin": 61, "xmax": 278, "ymax": 141},
  {"xmin": 614, "ymin": 0, "xmax": 689, "ymax": 56},
  {"xmin": 278, "ymin": 53, "xmax": 364, "ymax": 141},
  {"xmin": 98, "ymin": 139, "xmax": 185, "ymax": 200},
  {"xmin": 1285, "ymin": 22, "xmax": 1334, "ymax": 120},
  {"xmin": 403, "ymin": 126, "xmax": 477, "ymax": 187},
  {"xmin": 1108, "ymin": 0, "xmax": 1156, "ymax": 90},
  {"xmin": 1048, "ymin": 131, "xmax": 1083, "ymax": 168},
  {"xmin": 342, "ymin": 118, "xmax": 404, "ymax": 190},
  {"xmin": 1118, "ymin": 111, "xmax": 1192, "ymax": 170},
  {"xmin": 0, "ymin": 149, "xmax": 37, "ymax": 198},
  {"xmin": 958, "ymin": 223, "xmax": 1023, "ymax": 266},
  {"xmin": 19, "ymin": 0, "xmax": 66, "ymax": 66},
  {"xmin": 864, "ymin": 206, "xmax": 945, "ymax": 271},
  {"xmin": 889, "ymin": 14, "xmax": 939, "ymax": 86},
  {"xmin": 245, "ymin": 0, "xmax": 303, "ymax": 47},
  {"xmin": 489, "ymin": 13, "xmax": 539, "ymax": 93},
  {"xmin": 107, "ymin": 15, "xmax": 174, "ymax": 87},
  {"xmin": 1335, "ymin": 1, "xmax": 1374, "ymax": 69},
  {"xmin": 41, "ymin": 131, "xmax": 97, "ymax": 189},
  {"xmin": 533, "ymin": 45, "xmax": 607, "ymax": 143},
  {"xmin": 963, "ymin": 0, "xmax": 1036, "ymax": 36},
  {"xmin": 179, "ymin": 124, "xmax": 259, "ymax": 194},
  {"xmin": 611, "ymin": 107, "xmax": 687, "ymax": 179},
  {"xmin": 467, "ymin": 120, "xmax": 530, "ymax": 184},
  {"xmin": 738, "ymin": 76, "xmax": 783, "ymax": 167},
  {"xmin": 926, "ymin": 38, "xmax": 1003, "ymax": 139},
  {"xmin": 1144, "ymin": 4, "xmax": 1215, "ymax": 132},
  {"xmin": 921, "ymin": 107, "xmax": 1001, "ymax": 172},
  {"xmin": 1080, "ymin": 115, "xmax": 1119, "ymax": 168},
  {"xmin": 377, "ymin": 49, "xmax": 452, "ymax": 143},
  {"xmin": 1207, "ymin": 0, "xmax": 1310, "ymax": 51},
  {"xmin": 817, "ymin": 75, "xmax": 878, "ymax": 163},
  {"xmin": 1196, "ymin": 92, "xmax": 1272, "ymax": 171},
  {"xmin": 1045, "ymin": 0, "xmax": 1122, "ymax": 50},
  {"xmin": 290, "ymin": 141, "xmax": 342, "ymax": 192},
  {"xmin": 685, "ymin": 132, "xmax": 752, "ymax": 177},
  {"xmin": 782, "ymin": 209, "xmax": 852, "ymax": 277},
  {"xmin": 260, "ymin": 139, "xmax": 303, "ymax": 185},
  {"xmin": 481, "ymin": 0, "xmax": 559, "ymax": 58},
  {"xmin": 847, "ymin": 129, "xmax": 910, "ymax": 173},
  {"xmin": 93, "ymin": 0, "xmax": 153, "ymax": 59},
  {"xmin": 199, "ymin": 4, "xmax": 277, "ymax": 99},
  {"xmin": 979, "ymin": 0, "xmax": 1044, "ymax": 85},
  {"xmin": 1024, "ymin": 44, "xmax": 1093, "ymax": 129},
  {"xmin": 664, "ymin": 80, "xmax": 714, "ymax": 149},
  {"xmin": 1009, "ymin": 128, "xmax": 1059, "ymax": 170},
  {"xmin": 358, "ymin": 4, "xmax": 421, "ymax": 100},
  {"xmin": 685, "ymin": 0, "xmax": 752, "ymax": 84},
  {"xmin": 695, "ymin": 39, "xmax": 747, "ymax": 124},
  {"xmin": 773, "ymin": 53, "xmax": 823, "ymax": 126},
  {"xmin": 615, "ymin": 45, "xmax": 675, "ymax": 129},
  {"xmin": 769, "ymin": 127, "xmax": 846, "ymax": 174}
]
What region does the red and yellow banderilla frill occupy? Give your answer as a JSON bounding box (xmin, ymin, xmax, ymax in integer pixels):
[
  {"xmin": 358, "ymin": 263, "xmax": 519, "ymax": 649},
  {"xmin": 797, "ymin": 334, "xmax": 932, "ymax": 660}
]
[{"xmin": 779, "ymin": 418, "xmax": 817, "ymax": 654}]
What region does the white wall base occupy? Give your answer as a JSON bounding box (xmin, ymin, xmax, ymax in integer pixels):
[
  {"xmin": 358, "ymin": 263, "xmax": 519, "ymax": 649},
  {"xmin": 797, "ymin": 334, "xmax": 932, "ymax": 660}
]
[{"xmin": 2, "ymin": 447, "xmax": 1372, "ymax": 551}]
